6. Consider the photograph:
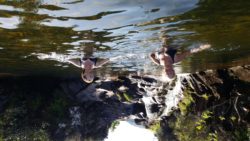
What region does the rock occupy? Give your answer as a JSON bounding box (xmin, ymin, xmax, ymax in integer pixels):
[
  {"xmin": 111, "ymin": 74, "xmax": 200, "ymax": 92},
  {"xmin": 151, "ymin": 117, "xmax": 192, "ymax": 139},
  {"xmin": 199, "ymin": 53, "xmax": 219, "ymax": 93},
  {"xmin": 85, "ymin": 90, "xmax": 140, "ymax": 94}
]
[
  {"xmin": 0, "ymin": 65, "xmax": 249, "ymax": 141},
  {"xmin": 230, "ymin": 65, "xmax": 250, "ymax": 82},
  {"xmin": 143, "ymin": 65, "xmax": 250, "ymax": 120}
]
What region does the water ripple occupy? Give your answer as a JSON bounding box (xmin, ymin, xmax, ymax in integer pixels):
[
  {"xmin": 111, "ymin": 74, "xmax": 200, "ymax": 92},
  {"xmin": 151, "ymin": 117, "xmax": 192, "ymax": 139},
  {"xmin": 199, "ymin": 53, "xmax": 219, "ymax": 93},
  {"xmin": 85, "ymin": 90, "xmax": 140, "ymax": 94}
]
[
  {"xmin": 0, "ymin": 0, "xmax": 249, "ymax": 76},
  {"xmin": 0, "ymin": 16, "xmax": 20, "ymax": 29}
]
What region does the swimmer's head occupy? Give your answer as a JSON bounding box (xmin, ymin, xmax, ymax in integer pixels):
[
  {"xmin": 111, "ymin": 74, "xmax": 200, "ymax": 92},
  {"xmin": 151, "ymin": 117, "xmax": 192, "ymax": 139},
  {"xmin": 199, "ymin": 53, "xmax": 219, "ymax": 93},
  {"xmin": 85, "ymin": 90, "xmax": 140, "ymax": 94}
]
[{"xmin": 81, "ymin": 69, "xmax": 94, "ymax": 83}]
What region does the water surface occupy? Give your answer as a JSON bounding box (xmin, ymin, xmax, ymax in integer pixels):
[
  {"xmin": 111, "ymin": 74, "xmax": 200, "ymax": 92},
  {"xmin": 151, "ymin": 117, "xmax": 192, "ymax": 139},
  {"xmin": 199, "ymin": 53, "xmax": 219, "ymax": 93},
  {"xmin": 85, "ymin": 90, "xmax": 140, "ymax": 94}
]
[{"xmin": 0, "ymin": 0, "xmax": 249, "ymax": 77}]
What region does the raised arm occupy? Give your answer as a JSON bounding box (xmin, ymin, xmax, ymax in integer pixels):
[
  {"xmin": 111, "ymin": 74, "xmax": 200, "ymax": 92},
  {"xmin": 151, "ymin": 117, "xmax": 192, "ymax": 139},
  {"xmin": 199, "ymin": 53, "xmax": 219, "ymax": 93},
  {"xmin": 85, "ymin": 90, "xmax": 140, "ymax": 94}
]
[
  {"xmin": 95, "ymin": 58, "xmax": 110, "ymax": 68},
  {"xmin": 190, "ymin": 44, "xmax": 211, "ymax": 53},
  {"xmin": 174, "ymin": 44, "xmax": 211, "ymax": 63},
  {"xmin": 149, "ymin": 53, "xmax": 160, "ymax": 65},
  {"xmin": 68, "ymin": 58, "xmax": 82, "ymax": 68}
]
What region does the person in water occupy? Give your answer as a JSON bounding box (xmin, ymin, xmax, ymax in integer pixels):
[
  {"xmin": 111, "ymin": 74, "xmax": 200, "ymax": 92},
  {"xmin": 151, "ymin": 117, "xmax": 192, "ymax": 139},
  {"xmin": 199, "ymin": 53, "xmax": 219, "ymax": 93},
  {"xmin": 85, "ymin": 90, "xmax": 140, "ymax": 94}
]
[
  {"xmin": 150, "ymin": 36, "xmax": 211, "ymax": 81},
  {"xmin": 68, "ymin": 57, "xmax": 109, "ymax": 83}
]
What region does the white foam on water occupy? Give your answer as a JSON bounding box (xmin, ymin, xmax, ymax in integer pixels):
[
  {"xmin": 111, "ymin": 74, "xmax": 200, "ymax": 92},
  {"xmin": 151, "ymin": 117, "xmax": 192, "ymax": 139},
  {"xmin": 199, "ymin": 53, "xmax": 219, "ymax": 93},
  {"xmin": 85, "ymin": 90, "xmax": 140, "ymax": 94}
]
[
  {"xmin": 33, "ymin": 52, "xmax": 145, "ymax": 63},
  {"xmin": 162, "ymin": 73, "xmax": 190, "ymax": 116},
  {"xmin": 105, "ymin": 120, "xmax": 158, "ymax": 141},
  {"xmin": 142, "ymin": 73, "xmax": 191, "ymax": 120},
  {"xmin": 32, "ymin": 52, "xmax": 79, "ymax": 63}
]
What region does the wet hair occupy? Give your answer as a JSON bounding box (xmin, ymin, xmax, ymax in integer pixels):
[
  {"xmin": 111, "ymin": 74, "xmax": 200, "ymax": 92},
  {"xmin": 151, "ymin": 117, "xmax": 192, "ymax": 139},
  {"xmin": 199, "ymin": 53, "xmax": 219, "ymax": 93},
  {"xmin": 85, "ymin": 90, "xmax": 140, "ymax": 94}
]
[{"xmin": 81, "ymin": 69, "xmax": 94, "ymax": 83}]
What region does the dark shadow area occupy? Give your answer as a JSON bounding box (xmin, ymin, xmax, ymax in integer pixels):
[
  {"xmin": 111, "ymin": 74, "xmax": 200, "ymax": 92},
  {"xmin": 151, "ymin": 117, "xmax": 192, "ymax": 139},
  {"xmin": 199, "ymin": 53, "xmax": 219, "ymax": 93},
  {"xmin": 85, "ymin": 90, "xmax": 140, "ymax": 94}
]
[{"xmin": 0, "ymin": 74, "xmax": 148, "ymax": 140}]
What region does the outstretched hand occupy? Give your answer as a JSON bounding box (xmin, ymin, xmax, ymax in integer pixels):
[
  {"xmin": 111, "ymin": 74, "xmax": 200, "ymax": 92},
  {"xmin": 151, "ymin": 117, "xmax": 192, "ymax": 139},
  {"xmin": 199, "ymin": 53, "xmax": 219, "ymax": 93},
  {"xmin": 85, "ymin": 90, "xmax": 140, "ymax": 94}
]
[
  {"xmin": 200, "ymin": 44, "xmax": 211, "ymax": 50},
  {"xmin": 191, "ymin": 44, "xmax": 211, "ymax": 53}
]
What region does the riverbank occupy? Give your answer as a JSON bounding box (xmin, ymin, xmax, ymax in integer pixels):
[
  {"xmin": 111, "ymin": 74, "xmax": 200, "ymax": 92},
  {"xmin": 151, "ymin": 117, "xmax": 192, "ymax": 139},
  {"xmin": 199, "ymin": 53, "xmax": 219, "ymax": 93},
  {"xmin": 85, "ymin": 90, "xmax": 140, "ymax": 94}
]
[{"xmin": 0, "ymin": 65, "xmax": 249, "ymax": 141}]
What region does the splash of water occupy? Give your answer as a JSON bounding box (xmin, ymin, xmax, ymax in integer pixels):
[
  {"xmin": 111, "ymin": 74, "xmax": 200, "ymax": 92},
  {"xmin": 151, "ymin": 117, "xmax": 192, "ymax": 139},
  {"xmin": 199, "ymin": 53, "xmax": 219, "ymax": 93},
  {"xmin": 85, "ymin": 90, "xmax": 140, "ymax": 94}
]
[
  {"xmin": 32, "ymin": 52, "xmax": 78, "ymax": 63},
  {"xmin": 142, "ymin": 73, "xmax": 191, "ymax": 120},
  {"xmin": 33, "ymin": 52, "xmax": 147, "ymax": 68},
  {"xmin": 105, "ymin": 119, "xmax": 158, "ymax": 141}
]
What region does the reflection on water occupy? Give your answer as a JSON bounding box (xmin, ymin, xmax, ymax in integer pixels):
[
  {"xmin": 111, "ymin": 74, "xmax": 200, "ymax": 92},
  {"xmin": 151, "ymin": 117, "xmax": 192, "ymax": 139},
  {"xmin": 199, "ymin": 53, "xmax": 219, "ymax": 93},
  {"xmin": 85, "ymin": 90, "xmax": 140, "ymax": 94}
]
[
  {"xmin": 105, "ymin": 120, "xmax": 158, "ymax": 141},
  {"xmin": 0, "ymin": 16, "xmax": 20, "ymax": 29},
  {"xmin": 0, "ymin": 0, "xmax": 249, "ymax": 77}
]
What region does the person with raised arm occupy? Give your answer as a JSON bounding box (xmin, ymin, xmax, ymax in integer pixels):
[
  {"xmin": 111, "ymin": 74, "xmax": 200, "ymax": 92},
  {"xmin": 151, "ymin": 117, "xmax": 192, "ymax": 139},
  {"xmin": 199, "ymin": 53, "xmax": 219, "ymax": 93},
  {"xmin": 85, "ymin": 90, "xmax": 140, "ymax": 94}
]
[
  {"xmin": 150, "ymin": 36, "xmax": 211, "ymax": 81},
  {"xmin": 68, "ymin": 57, "xmax": 109, "ymax": 83}
]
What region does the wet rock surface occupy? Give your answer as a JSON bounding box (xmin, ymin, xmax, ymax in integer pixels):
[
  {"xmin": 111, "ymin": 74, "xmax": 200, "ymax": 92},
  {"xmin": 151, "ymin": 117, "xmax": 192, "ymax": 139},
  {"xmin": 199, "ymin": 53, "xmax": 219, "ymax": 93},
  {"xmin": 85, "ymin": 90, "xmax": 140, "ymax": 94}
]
[{"xmin": 0, "ymin": 65, "xmax": 249, "ymax": 140}]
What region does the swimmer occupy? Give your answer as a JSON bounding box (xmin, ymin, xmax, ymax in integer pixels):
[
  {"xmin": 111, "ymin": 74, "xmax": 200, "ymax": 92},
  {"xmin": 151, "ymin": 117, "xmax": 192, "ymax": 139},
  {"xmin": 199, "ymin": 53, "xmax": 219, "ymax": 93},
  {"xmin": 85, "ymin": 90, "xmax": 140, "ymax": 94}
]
[
  {"xmin": 150, "ymin": 36, "xmax": 211, "ymax": 81},
  {"xmin": 68, "ymin": 57, "xmax": 109, "ymax": 83}
]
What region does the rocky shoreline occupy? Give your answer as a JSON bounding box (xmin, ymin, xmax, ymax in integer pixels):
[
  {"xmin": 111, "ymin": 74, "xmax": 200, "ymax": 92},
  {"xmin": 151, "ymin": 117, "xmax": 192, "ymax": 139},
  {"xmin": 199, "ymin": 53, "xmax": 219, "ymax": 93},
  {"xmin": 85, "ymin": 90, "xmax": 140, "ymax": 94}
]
[{"xmin": 0, "ymin": 65, "xmax": 249, "ymax": 141}]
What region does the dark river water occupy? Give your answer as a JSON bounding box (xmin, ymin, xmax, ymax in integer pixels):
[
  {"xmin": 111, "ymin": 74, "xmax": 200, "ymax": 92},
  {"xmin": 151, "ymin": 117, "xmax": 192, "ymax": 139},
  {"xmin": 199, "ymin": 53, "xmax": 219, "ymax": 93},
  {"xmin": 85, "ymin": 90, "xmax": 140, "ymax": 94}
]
[{"xmin": 0, "ymin": 0, "xmax": 250, "ymax": 77}]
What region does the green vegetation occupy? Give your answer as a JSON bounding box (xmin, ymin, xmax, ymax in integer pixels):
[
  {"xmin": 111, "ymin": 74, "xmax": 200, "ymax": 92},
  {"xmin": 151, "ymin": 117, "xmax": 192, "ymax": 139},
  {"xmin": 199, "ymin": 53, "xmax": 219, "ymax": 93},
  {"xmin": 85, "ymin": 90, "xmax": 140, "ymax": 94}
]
[
  {"xmin": 201, "ymin": 93, "xmax": 209, "ymax": 100},
  {"xmin": 169, "ymin": 114, "xmax": 212, "ymax": 141},
  {"xmin": 208, "ymin": 132, "xmax": 218, "ymax": 141},
  {"xmin": 178, "ymin": 90, "xmax": 194, "ymax": 115},
  {"xmin": 0, "ymin": 106, "xmax": 50, "ymax": 140},
  {"xmin": 110, "ymin": 120, "xmax": 120, "ymax": 132},
  {"xmin": 3, "ymin": 128, "xmax": 50, "ymax": 141},
  {"xmin": 116, "ymin": 93, "xmax": 122, "ymax": 101},
  {"xmin": 123, "ymin": 93, "xmax": 133, "ymax": 102},
  {"xmin": 116, "ymin": 92, "xmax": 133, "ymax": 102},
  {"xmin": 167, "ymin": 87, "xmax": 249, "ymax": 141},
  {"xmin": 195, "ymin": 110, "xmax": 212, "ymax": 131},
  {"xmin": 47, "ymin": 90, "xmax": 70, "ymax": 121},
  {"xmin": 149, "ymin": 121, "xmax": 162, "ymax": 135},
  {"xmin": 0, "ymin": 76, "xmax": 72, "ymax": 140},
  {"xmin": 233, "ymin": 127, "xmax": 250, "ymax": 141}
]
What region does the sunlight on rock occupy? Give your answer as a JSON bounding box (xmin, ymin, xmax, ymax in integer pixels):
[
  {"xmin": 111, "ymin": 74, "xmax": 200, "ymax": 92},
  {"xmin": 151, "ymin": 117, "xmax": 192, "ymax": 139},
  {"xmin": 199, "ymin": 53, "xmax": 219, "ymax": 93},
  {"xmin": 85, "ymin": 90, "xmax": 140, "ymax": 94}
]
[{"xmin": 105, "ymin": 120, "xmax": 158, "ymax": 141}]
